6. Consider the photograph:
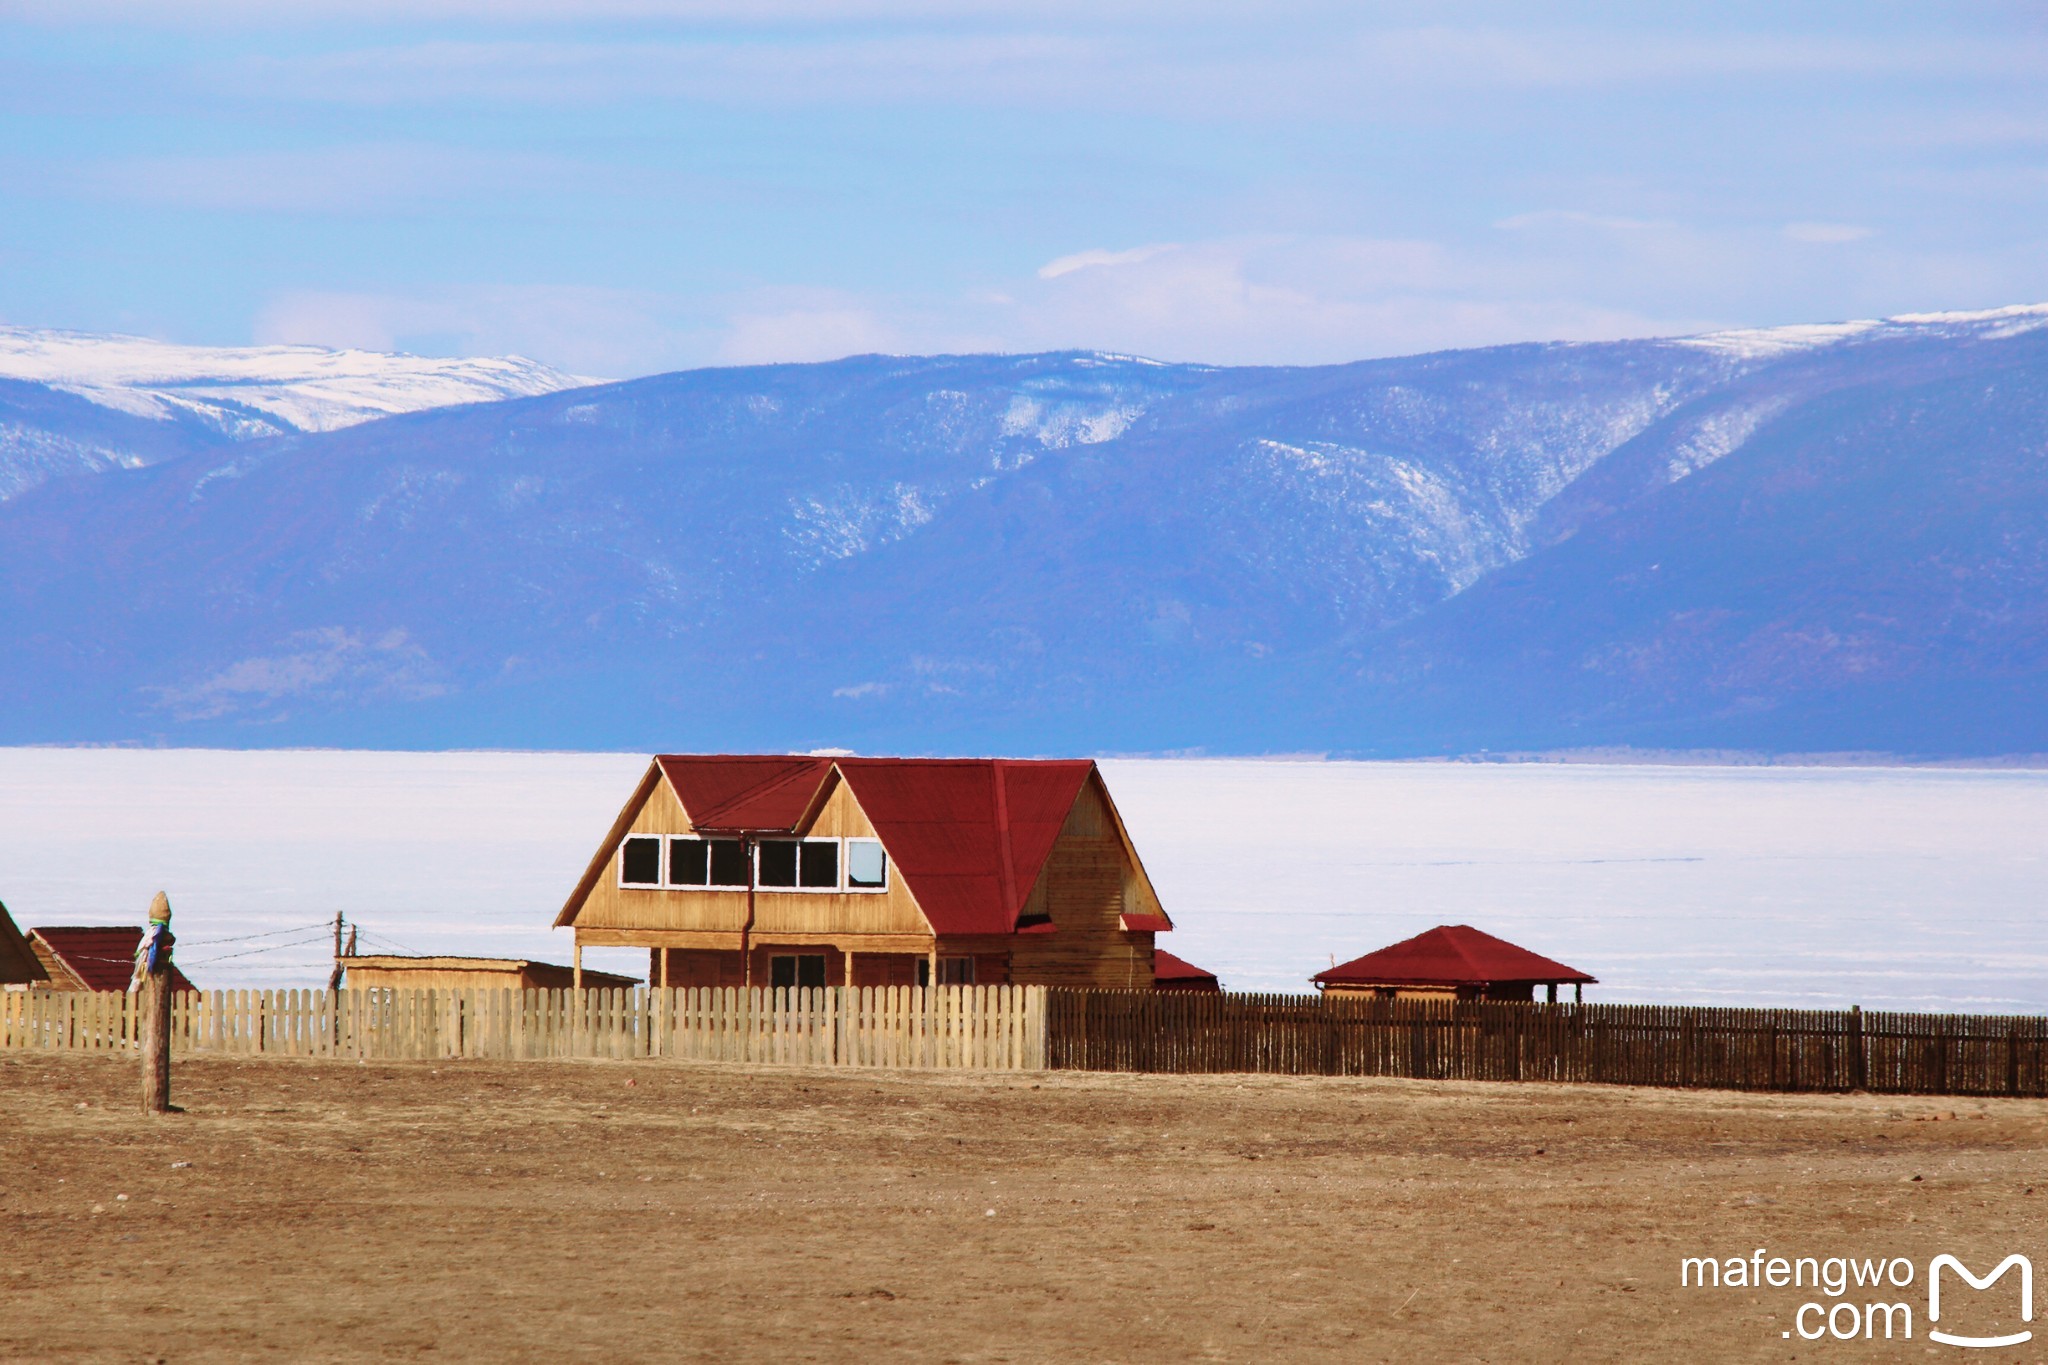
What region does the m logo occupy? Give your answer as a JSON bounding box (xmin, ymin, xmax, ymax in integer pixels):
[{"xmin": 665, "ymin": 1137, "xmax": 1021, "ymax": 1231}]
[{"xmin": 1929, "ymin": 1254, "xmax": 2034, "ymax": 1349}]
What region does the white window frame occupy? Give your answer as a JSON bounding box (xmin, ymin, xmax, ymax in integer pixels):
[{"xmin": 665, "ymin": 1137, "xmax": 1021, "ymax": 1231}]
[
  {"xmin": 843, "ymin": 837, "xmax": 889, "ymax": 894},
  {"xmin": 665, "ymin": 834, "xmax": 750, "ymax": 891},
  {"xmin": 754, "ymin": 836, "xmax": 845, "ymax": 893},
  {"xmin": 617, "ymin": 834, "xmax": 666, "ymax": 889},
  {"xmin": 621, "ymin": 833, "xmax": 892, "ymax": 893}
]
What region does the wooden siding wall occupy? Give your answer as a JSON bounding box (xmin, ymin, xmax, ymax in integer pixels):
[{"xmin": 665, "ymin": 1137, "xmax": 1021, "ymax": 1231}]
[
  {"xmin": 1008, "ymin": 776, "xmax": 1154, "ymax": 989},
  {"xmin": 571, "ymin": 772, "xmax": 932, "ymax": 939}
]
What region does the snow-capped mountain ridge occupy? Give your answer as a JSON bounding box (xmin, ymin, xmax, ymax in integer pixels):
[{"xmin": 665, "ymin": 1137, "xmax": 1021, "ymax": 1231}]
[
  {"xmin": 1677, "ymin": 302, "xmax": 2048, "ymax": 361},
  {"xmin": 0, "ymin": 325, "xmax": 593, "ymax": 436}
]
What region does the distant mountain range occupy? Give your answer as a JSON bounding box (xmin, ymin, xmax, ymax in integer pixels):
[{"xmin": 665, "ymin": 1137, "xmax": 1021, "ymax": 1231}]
[
  {"xmin": 0, "ymin": 325, "xmax": 587, "ymax": 500},
  {"xmin": 3, "ymin": 308, "xmax": 2045, "ymax": 756}
]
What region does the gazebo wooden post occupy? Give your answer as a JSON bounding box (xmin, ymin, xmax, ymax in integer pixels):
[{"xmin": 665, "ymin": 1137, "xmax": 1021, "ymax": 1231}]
[{"xmin": 134, "ymin": 891, "xmax": 176, "ymax": 1116}]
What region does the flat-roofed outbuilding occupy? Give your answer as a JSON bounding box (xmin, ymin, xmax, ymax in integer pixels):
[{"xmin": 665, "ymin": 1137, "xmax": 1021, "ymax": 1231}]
[{"xmin": 339, "ymin": 955, "xmax": 638, "ymax": 992}]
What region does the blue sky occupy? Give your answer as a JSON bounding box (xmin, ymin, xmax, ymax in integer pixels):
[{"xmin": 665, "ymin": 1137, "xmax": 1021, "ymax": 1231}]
[{"xmin": 3, "ymin": 1, "xmax": 2046, "ymax": 376}]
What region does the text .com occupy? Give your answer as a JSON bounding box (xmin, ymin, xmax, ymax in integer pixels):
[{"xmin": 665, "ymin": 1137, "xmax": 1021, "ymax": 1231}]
[{"xmin": 1681, "ymin": 1249, "xmax": 2034, "ymax": 1347}]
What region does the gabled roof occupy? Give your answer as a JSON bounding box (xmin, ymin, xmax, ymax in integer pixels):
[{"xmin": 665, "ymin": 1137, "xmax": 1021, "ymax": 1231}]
[
  {"xmin": 833, "ymin": 758, "xmax": 1093, "ymax": 936},
  {"xmin": 656, "ymin": 756, "xmax": 833, "ymax": 833},
  {"xmin": 30, "ymin": 926, "xmax": 199, "ymax": 993},
  {"xmin": 0, "ymin": 901, "xmax": 49, "ymax": 986},
  {"xmin": 1313, "ymin": 925, "xmax": 1594, "ymax": 989},
  {"xmin": 561, "ymin": 755, "xmax": 1152, "ymax": 938}
]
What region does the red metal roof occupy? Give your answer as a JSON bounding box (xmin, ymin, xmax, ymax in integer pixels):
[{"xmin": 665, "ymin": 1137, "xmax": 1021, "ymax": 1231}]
[
  {"xmin": 31, "ymin": 926, "xmax": 198, "ymax": 993},
  {"xmin": 651, "ymin": 755, "xmax": 1106, "ymax": 937},
  {"xmin": 655, "ymin": 756, "xmax": 833, "ymax": 832},
  {"xmin": 1153, "ymin": 948, "xmax": 1218, "ymax": 985},
  {"xmin": 1313, "ymin": 925, "xmax": 1594, "ymax": 988}
]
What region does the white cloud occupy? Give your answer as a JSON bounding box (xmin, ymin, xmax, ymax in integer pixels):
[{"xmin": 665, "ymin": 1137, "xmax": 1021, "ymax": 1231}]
[
  {"xmin": 1782, "ymin": 221, "xmax": 1875, "ymax": 244},
  {"xmin": 26, "ymin": 144, "xmax": 588, "ymax": 215},
  {"xmin": 254, "ymin": 285, "xmax": 706, "ymax": 378},
  {"xmin": 990, "ymin": 234, "xmax": 1698, "ymax": 365},
  {"xmin": 2, "ymin": 0, "xmax": 1265, "ymax": 21},
  {"xmin": 147, "ymin": 627, "xmax": 449, "ymax": 722},
  {"xmin": 49, "ymin": 18, "xmax": 2030, "ymax": 119},
  {"xmin": 242, "ymin": 220, "xmax": 2043, "ymax": 377},
  {"xmin": 1494, "ymin": 209, "xmax": 1663, "ymax": 234},
  {"xmin": 1037, "ymin": 244, "xmax": 1176, "ymax": 280},
  {"xmin": 714, "ymin": 295, "xmax": 903, "ymax": 365}
]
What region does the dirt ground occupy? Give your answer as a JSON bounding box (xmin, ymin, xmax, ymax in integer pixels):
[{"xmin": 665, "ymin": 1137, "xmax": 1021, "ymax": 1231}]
[{"xmin": 3, "ymin": 1055, "xmax": 2046, "ymax": 1363}]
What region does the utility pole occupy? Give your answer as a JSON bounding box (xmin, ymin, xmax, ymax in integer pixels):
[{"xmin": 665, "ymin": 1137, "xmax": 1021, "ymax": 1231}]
[
  {"xmin": 327, "ymin": 911, "xmax": 347, "ymax": 993},
  {"xmin": 131, "ymin": 891, "xmax": 176, "ymax": 1116}
]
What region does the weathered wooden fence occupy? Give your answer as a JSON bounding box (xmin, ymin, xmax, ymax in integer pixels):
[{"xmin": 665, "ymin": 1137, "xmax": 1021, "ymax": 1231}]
[
  {"xmin": 1045, "ymin": 992, "xmax": 2048, "ymax": 1097},
  {"xmin": 14, "ymin": 986, "xmax": 2048, "ymax": 1096},
  {"xmin": 0, "ymin": 985, "xmax": 1047, "ymax": 1070}
]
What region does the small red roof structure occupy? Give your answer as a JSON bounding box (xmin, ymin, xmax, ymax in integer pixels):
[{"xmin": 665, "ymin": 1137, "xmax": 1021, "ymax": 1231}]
[
  {"xmin": 29, "ymin": 927, "xmax": 198, "ymax": 994},
  {"xmin": 1153, "ymin": 948, "xmax": 1220, "ymax": 993},
  {"xmin": 1314, "ymin": 925, "xmax": 1593, "ymax": 1003}
]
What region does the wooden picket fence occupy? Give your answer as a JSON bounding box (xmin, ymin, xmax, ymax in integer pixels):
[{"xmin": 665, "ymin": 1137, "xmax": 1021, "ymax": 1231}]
[
  {"xmin": 13, "ymin": 985, "xmax": 2048, "ymax": 1096},
  {"xmin": 0, "ymin": 985, "xmax": 1047, "ymax": 1070},
  {"xmin": 1046, "ymin": 992, "xmax": 2048, "ymax": 1097}
]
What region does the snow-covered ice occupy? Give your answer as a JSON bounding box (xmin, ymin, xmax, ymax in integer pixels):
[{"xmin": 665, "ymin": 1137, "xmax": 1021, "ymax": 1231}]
[{"xmin": 1, "ymin": 750, "xmax": 2044, "ymax": 1013}]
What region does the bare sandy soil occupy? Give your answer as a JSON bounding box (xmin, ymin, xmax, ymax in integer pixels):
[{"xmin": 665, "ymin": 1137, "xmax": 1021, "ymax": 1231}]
[{"xmin": 4, "ymin": 1054, "xmax": 2046, "ymax": 1363}]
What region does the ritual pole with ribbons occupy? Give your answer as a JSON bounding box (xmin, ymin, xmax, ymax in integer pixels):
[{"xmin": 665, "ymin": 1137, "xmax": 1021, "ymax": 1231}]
[{"xmin": 131, "ymin": 891, "xmax": 177, "ymax": 1115}]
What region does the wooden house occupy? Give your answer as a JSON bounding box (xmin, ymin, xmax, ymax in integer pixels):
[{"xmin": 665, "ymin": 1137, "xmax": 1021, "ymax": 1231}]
[
  {"xmin": 557, "ymin": 755, "xmax": 1173, "ymax": 990},
  {"xmin": 0, "ymin": 902, "xmax": 50, "ymax": 988},
  {"xmin": 1313, "ymin": 925, "xmax": 1594, "ymax": 1003},
  {"xmin": 339, "ymin": 955, "xmax": 638, "ymax": 992},
  {"xmin": 1152, "ymin": 948, "xmax": 1220, "ymax": 993},
  {"xmin": 28, "ymin": 926, "xmax": 198, "ymax": 994}
]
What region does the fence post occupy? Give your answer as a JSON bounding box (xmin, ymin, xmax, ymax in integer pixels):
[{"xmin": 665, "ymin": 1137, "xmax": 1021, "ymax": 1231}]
[{"xmin": 1848, "ymin": 1006, "xmax": 1866, "ymax": 1091}]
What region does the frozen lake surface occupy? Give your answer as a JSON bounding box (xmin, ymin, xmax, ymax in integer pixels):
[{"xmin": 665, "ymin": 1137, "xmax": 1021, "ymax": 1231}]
[{"xmin": 2, "ymin": 750, "xmax": 2044, "ymax": 1012}]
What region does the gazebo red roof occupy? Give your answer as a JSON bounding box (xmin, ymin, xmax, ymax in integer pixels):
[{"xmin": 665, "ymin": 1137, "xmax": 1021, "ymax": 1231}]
[
  {"xmin": 1313, "ymin": 925, "xmax": 1593, "ymax": 989},
  {"xmin": 1153, "ymin": 949, "xmax": 1218, "ymax": 986}
]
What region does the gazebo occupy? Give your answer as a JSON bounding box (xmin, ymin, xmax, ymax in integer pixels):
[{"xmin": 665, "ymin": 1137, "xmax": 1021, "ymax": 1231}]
[
  {"xmin": 1312, "ymin": 925, "xmax": 1594, "ymax": 1003},
  {"xmin": 1152, "ymin": 948, "xmax": 1220, "ymax": 993}
]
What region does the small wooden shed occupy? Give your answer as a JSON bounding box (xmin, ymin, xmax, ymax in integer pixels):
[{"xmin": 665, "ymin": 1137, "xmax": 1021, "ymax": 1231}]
[
  {"xmin": 1153, "ymin": 948, "xmax": 1220, "ymax": 993},
  {"xmin": 338, "ymin": 955, "xmax": 639, "ymax": 992},
  {"xmin": 29, "ymin": 926, "xmax": 198, "ymax": 994},
  {"xmin": 0, "ymin": 902, "xmax": 50, "ymax": 988},
  {"xmin": 1313, "ymin": 925, "xmax": 1594, "ymax": 1003}
]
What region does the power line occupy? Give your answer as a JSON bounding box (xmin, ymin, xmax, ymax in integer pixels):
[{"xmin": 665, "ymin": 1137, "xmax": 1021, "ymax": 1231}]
[
  {"xmin": 353, "ymin": 927, "xmax": 425, "ymax": 956},
  {"xmin": 180, "ymin": 921, "xmax": 333, "ymax": 948},
  {"xmin": 181, "ymin": 932, "xmax": 334, "ymax": 967}
]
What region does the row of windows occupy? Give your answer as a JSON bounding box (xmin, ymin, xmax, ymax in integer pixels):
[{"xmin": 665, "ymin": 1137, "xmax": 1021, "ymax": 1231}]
[
  {"xmin": 768, "ymin": 954, "xmax": 975, "ymax": 988},
  {"xmin": 619, "ymin": 835, "xmax": 889, "ymax": 893}
]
